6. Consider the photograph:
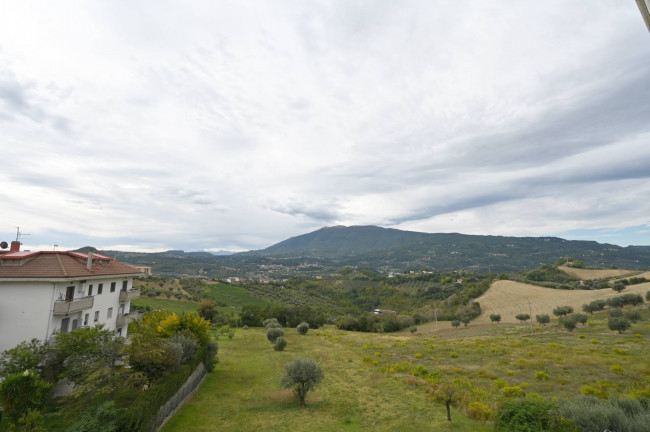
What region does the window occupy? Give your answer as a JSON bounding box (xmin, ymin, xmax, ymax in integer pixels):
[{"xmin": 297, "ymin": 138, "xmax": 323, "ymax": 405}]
[
  {"xmin": 94, "ymin": 311, "xmax": 100, "ymax": 322},
  {"xmin": 98, "ymin": 284, "xmax": 103, "ymax": 295},
  {"xmin": 88, "ymin": 284, "xmax": 93, "ymax": 296},
  {"xmin": 65, "ymin": 286, "xmax": 75, "ymax": 302},
  {"xmin": 107, "ymin": 307, "xmax": 113, "ymax": 319},
  {"xmin": 110, "ymin": 282, "xmax": 116, "ymax": 292},
  {"xmin": 84, "ymin": 313, "xmax": 89, "ymax": 326},
  {"xmin": 122, "ymin": 280, "xmax": 128, "ymax": 291}
]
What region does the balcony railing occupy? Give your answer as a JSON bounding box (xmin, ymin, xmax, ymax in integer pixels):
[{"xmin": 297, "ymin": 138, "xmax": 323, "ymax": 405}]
[
  {"xmin": 53, "ymin": 296, "xmax": 94, "ymax": 314},
  {"xmin": 119, "ymin": 289, "xmax": 141, "ymax": 302},
  {"xmin": 116, "ymin": 313, "xmax": 135, "ymax": 327}
]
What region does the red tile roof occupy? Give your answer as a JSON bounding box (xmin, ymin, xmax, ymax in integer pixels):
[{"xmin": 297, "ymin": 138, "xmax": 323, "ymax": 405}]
[{"xmin": 0, "ymin": 251, "xmax": 140, "ymax": 279}]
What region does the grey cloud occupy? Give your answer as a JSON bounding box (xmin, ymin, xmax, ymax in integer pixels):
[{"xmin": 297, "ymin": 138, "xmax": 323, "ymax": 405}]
[
  {"xmin": 0, "ymin": 72, "xmax": 71, "ymax": 131},
  {"xmin": 270, "ymin": 200, "xmax": 341, "ymax": 222}
]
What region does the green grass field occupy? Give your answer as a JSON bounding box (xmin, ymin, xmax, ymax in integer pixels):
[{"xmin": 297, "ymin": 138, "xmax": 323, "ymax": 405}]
[
  {"xmin": 204, "ymin": 282, "xmax": 271, "ymax": 308},
  {"xmin": 162, "ymin": 327, "xmax": 489, "ymax": 432},
  {"xmin": 162, "ymin": 306, "xmax": 650, "ymax": 431},
  {"xmin": 131, "ymin": 297, "xmax": 200, "ymax": 314}
]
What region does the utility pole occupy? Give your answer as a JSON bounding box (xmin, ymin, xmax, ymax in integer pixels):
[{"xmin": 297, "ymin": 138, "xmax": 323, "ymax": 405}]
[
  {"xmin": 528, "ymin": 298, "xmax": 534, "ymax": 335},
  {"xmin": 435, "ymin": 308, "xmax": 438, "ymax": 331}
]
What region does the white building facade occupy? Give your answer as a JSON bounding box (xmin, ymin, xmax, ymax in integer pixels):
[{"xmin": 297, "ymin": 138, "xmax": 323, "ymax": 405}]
[{"xmin": 0, "ymin": 241, "xmax": 141, "ymax": 353}]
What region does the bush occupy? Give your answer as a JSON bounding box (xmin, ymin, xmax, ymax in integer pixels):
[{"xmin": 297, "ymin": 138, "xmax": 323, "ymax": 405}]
[
  {"xmin": 0, "ymin": 371, "xmax": 52, "ymax": 423},
  {"xmin": 297, "ymin": 322, "xmax": 309, "ymax": 335},
  {"xmin": 467, "ymin": 401, "xmax": 494, "ymax": 421},
  {"xmin": 410, "ymin": 326, "xmax": 417, "ymax": 334},
  {"xmin": 534, "ymin": 371, "xmax": 549, "ymax": 381},
  {"xmin": 555, "ymin": 395, "xmax": 650, "ymax": 432},
  {"xmin": 266, "ymin": 327, "xmax": 285, "ymax": 343},
  {"xmin": 613, "ymin": 283, "xmax": 626, "ymax": 293},
  {"xmin": 263, "ymin": 318, "xmax": 280, "ymax": 328},
  {"xmin": 495, "ymin": 400, "xmax": 555, "ymax": 431},
  {"xmin": 536, "ymin": 314, "xmax": 550, "ymax": 326},
  {"xmin": 451, "ymin": 320, "xmax": 461, "ymax": 328},
  {"xmin": 273, "ymin": 337, "xmax": 287, "ymax": 351},
  {"xmin": 168, "ymin": 333, "xmax": 198, "ymax": 365}
]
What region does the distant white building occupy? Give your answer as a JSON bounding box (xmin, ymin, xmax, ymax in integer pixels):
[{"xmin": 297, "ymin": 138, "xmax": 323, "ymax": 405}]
[{"xmin": 0, "ymin": 241, "xmax": 141, "ymax": 353}]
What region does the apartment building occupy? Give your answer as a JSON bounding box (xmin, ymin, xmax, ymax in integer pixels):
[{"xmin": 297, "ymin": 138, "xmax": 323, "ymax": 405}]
[{"xmin": 0, "ymin": 241, "xmax": 141, "ymax": 353}]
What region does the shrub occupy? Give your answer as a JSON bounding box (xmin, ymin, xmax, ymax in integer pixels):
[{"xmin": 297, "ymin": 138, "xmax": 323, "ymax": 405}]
[
  {"xmin": 451, "ymin": 320, "xmax": 461, "ymax": 328},
  {"xmin": 266, "ymin": 327, "xmax": 285, "ymax": 343},
  {"xmin": 263, "ymin": 318, "xmax": 280, "ymax": 328},
  {"xmin": 612, "ymin": 283, "xmax": 626, "ymax": 293},
  {"xmin": 274, "ymin": 337, "xmax": 287, "ymax": 351},
  {"xmin": 500, "ymin": 386, "xmax": 524, "ymax": 397},
  {"xmin": 168, "ymin": 332, "xmax": 198, "ymax": 365},
  {"xmin": 297, "ymin": 322, "xmax": 309, "ymax": 335},
  {"xmin": 646, "ymin": 291, "xmax": 650, "ymax": 301},
  {"xmin": 555, "ymin": 395, "xmax": 650, "ymax": 432},
  {"xmin": 410, "ymin": 326, "xmax": 417, "ymax": 334},
  {"xmin": 534, "ymin": 371, "xmax": 549, "ymax": 381},
  {"xmin": 490, "ymin": 313, "xmax": 501, "ymax": 323},
  {"xmin": 0, "ymin": 371, "xmax": 52, "ymax": 423},
  {"xmin": 535, "ymin": 314, "xmax": 550, "ymax": 326},
  {"xmin": 495, "ymin": 400, "xmax": 555, "ymax": 431},
  {"xmin": 467, "ymin": 401, "xmax": 494, "ymax": 421}
]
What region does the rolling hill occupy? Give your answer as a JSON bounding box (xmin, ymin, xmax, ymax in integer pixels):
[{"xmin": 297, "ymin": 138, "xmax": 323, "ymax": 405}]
[{"xmin": 93, "ymin": 226, "xmax": 650, "ymax": 278}]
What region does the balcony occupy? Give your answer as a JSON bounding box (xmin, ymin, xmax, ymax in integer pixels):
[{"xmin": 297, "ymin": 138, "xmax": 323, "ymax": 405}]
[
  {"xmin": 119, "ymin": 289, "xmax": 141, "ymax": 302},
  {"xmin": 53, "ymin": 296, "xmax": 94, "ymax": 314},
  {"xmin": 116, "ymin": 313, "xmax": 135, "ymax": 327}
]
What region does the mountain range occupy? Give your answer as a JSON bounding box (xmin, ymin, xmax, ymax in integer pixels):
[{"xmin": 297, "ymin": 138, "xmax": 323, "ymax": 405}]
[{"xmin": 93, "ymin": 226, "xmax": 650, "ymax": 278}]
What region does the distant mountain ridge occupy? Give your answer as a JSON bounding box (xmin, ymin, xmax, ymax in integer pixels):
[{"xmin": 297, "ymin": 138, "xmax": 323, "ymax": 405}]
[
  {"xmin": 91, "ymin": 226, "xmax": 650, "ymax": 278},
  {"xmin": 244, "ymin": 225, "xmax": 429, "ymax": 256}
]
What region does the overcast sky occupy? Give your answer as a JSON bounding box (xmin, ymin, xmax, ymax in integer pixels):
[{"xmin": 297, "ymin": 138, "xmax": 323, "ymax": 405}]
[{"xmin": 1, "ymin": 1, "xmax": 650, "ymax": 252}]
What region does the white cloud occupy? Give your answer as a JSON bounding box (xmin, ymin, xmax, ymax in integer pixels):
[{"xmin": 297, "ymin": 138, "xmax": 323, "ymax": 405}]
[{"xmin": 1, "ymin": 1, "xmax": 649, "ymax": 250}]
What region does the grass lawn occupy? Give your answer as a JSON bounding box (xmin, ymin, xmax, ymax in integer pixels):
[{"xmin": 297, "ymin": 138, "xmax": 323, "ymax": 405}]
[
  {"xmin": 204, "ymin": 282, "xmax": 271, "ymax": 307},
  {"xmin": 131, "ymin": 297, "xmax": 200, "ymax": 314},
  {"xmin": 162, "ymin": 327, "xmax": 488, "ymax": 432}
]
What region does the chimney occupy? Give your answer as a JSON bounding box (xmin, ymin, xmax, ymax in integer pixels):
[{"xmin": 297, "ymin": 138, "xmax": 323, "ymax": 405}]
[
  {"xmin": 10, "ymin": 241, "xmax": 20, "ymax": 252},
  {"xmin": 87, "ymin": 251, "xmax": 94, "ymax": 270}
]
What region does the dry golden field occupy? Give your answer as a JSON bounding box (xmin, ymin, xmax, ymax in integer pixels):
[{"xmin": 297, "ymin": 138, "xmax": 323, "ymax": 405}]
[
  {"xmin": 557, "ymin": 265, "xmax": 635, "ymax": 280},
  {"xmin": 473, "ymin": 280, "xmax": 650, "ymax": 324}
]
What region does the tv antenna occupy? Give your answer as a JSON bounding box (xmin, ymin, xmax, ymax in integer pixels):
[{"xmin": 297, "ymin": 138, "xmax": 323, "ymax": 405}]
[{"xmin": 15, "ymin": 227, "xmax": 31, "ymax": 242}]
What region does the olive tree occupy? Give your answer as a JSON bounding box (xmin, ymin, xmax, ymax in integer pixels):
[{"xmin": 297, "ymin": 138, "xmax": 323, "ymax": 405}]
[
  {"xmin": 515, "ymin": 314, "xmax": 530, "ymax": 323},
  {"xmin": 297, "ymin": 322, "xmax": 309, "ymax": 335},
  {"xmin": 535, "ymin": 314, "xmax": 550, "ymax": 326},
  {"xmin": 274, "ymin": 337, "xmax": 287, "ymax": 351},
  {"xmin": 280, "ymin": 358, "xmax": 323, "ymax": 406},
  {"xmin": 608, "ymin": 317, "xmax": 631, "ymax": 334},
  {"xmin": 267, "ymin": 327, "xmax": 284, "ymax": 343}
]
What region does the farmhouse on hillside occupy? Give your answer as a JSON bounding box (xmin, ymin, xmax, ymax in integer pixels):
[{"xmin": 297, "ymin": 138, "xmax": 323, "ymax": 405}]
[{"xmin": 0, "ymin": 241, "xmax": 141, "ymax": 353}]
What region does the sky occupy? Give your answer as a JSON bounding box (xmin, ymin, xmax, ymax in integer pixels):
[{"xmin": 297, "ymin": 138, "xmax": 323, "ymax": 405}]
[{"xmin": 1, "ymin": 1, "xmax": 650, "ymax": 253}]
